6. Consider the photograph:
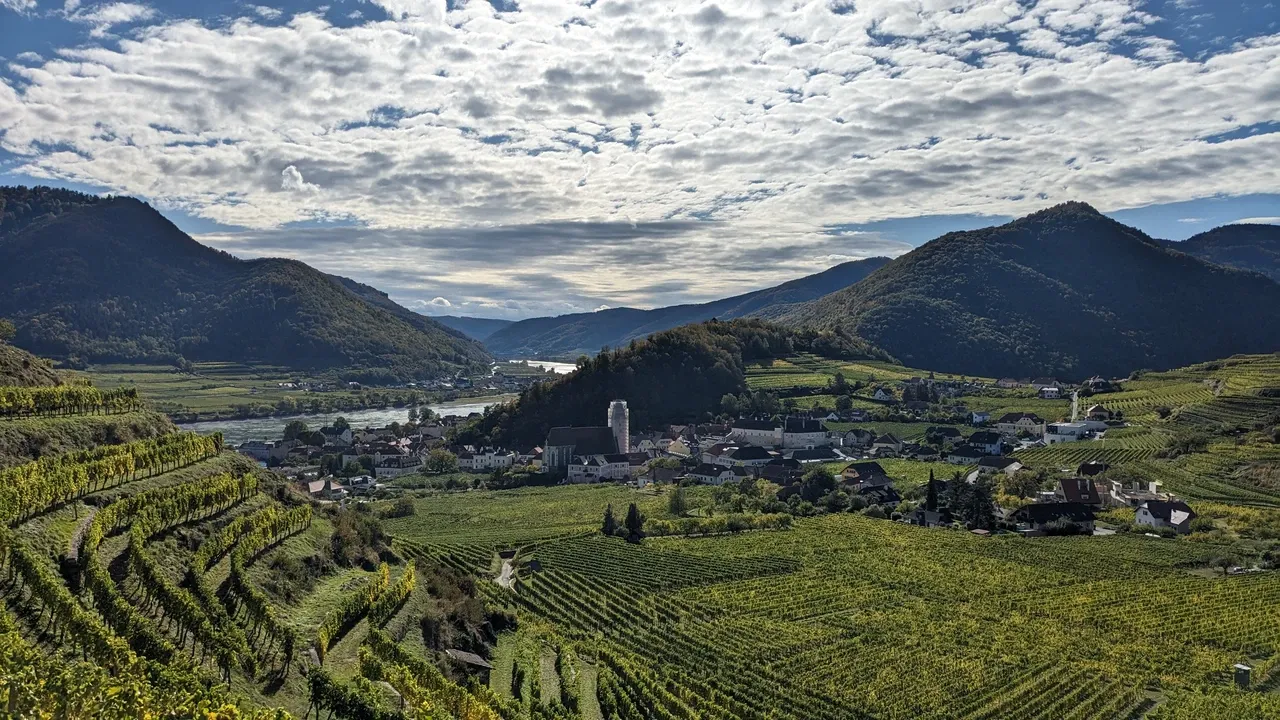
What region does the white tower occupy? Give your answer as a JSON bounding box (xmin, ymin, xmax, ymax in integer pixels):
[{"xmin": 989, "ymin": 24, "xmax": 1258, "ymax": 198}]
[{"xmin": 608, "ymin": 400, "xmax": 629, "ymax": 453}]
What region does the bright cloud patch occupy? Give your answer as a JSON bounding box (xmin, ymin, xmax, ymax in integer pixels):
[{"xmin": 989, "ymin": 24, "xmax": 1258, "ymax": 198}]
[{"xmin": 0, "ymin": 0, "xmax": 1278, "ymax": 316}]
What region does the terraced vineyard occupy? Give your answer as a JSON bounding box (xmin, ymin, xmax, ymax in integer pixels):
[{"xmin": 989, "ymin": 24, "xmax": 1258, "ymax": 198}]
[{"xmin": 386, "ymin": 495, "xmax": 1277, "ymax": 720}]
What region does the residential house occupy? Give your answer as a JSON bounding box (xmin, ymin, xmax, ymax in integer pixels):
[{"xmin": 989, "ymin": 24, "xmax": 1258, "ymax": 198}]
[
  {"xmin": 859, "ymin": 484, "xmax": 901, "ymax": 505},
  {"xmin": 1083, "ymin": 376, "xmax": 1114, "ymax": 393},
  {"xmin": 730, "ymin": 419, "xmax": 781, "ymax": 447},
  {"xmin": 347, "ymin": 475, "xmax": 378, "ymax": 495},
  {"xmin": 1136, "ymin": 500, "xmax": 1197, "ymax": 534},
  {"xmin": 946, "ymin": 445, "xmax": 985, "ymax": 465},
  {"xmin": 1038, "ymin": 386, "xmax": 1062, "ymax": 400},
  {"xmin": 1030, "ymin": 378, "xmax": 1059, "ymax": 391},
  {"xmin": 967, "ymin": 431, "xmax": 1003, "ymax": 455},
  {"xmin": 976, "ymin": 456, "xmax": 1023, "ymax": 476},
  {"xmin": 598, "ymin": 454, "xmax": 632, "ymax": 481},
  {"xmin": 321, "ymin": 426, "xmax": 355, "ymax": 447},
  {"xmin": 1078, "ymin": 461, "xmax": 1110, "ymax": 477},
  {"xmin": 237, "ymin": 440, "xmax": 273, "ymax": 462},
  {"xmin": 1011, "ymin": 502, "xmax": 1096, "ymax": 534},
  {"xmin": 789, "ymin": 447, "xmax": 842, "ymax": 464},
  {"xmin": 567, "ymin": 457, "xmax": 604, "ymax": 484},
  {"xmin": 841, "ymin": 462, "xmax": 892, "ymax": 490},
  {"xmin": 872, "ymin": 388, "xmax": 895, "ymax": 402},
  {"xmin": 995, "ymin": 413, "xmax": 1046, "ymax": 437},
  {"xmin": 971, "ymin": 411, "xmax": 991, "ymax": 426},
  {"xmin": 760, "ymin": 458, "xmax": 803, "ymax": 484},
  {"xmin": 666, "ymin": 438, "xmax": 694, "ymax": 458},
  {"xmin": 720, "ymin": 445, "xmax": 775, "ymax": 468},
  {"xmin": 374, "ymin": 455, "xmax": 423, "ymax": 479},
  {"xmin": 783, "ymin": 418, "xmax": 829, "ymax": 449},
  {"xmin": 1056, "ymin": 476, "xmax": 1104, "ymax": 506},
  {"xmin": 1044, "ymin": 422, "xmax": 1091, "ymax": 445},
  {"xmin": 1086, "ymin": 404, "xmax": 1114, "ymax": 422},
  {"xmin": 841, "ymin": 429, "xmax": 876, "ymax": 449},
  {"xmin": 907, "ymin": 507, "xmax": 948, "ymax": 528},
  {"xmin": 306, "ymin": 478, "xmax": 348, "ymax": 501},
  {"xmin": 702, "ymin": 443, "xmax": 735, "ymax": 465},
  {"xmin": 871, "ymin": 434, "xmax": 904, "ymax": 456},
  {"xmin": 927, "ymin": 426, "xmax": 964, "ymax": 443},
  {"xmin": 689, "ymin": 463, "xmax": 749, "ymax": 485}
]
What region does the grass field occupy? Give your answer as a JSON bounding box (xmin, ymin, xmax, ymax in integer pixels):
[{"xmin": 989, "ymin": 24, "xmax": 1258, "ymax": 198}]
[{"xmin": 83, "ymin": 361, "xmax": 489, "ymax": 421}]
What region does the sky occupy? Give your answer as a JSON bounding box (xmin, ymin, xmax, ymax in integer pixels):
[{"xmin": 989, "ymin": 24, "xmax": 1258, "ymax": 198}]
[{"xmin": 1, "ymin": 0, "xmax": 1278, "ymax": 321}]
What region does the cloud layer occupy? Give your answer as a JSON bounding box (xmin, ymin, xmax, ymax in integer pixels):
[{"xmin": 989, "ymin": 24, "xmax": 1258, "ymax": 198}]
[{"xmin": 1, "ymin": 0, "xmax": 1278, "ymax": 317}]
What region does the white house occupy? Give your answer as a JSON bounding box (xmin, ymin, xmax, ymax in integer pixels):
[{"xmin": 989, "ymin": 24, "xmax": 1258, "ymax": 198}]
[
  {"xmin": 873, "ymin": 388, "xmax": 895, "ymax": 402},
  {"xmin": 1038, "ymin": 386, "xmax": 1061, "ymax": 400},
  {"xmin": 995, "ymin": 413, "xmax": 1046, "ymax": 438},
  {"xmin": 567, "ymin": 457, "xmax": 604, "ymax": 484},
  {"xmin": 1136, "ymin": 500, "xmax": 1196, "ymax": 534},
  {"xmin": 782, "ymin": 418, "xmax": 829, "ymax": 449},
  {"xmin": 946, "ymin": 446, "xmax": 985, "ymax": 465},
  {"xmin": 689, "ymin": 463, "xmax": 748, "ymax": 485},
  {"xmin": 971, "ymin": 411, "xmax": 991, "ymax": 426},
  {"xmin": 374, "ymin": 455, "xmax": 423, "ymax": 479},
  {"xmin": 1044, "ymin": 422, "xmax": 1091, "ymax": 445},
  {"xmin": 842, "ymin": 429, "xmax": 875, "ymax": 449},
  {"xmin": 872, "ymin": 434, "xmax": 904, "ymax": 456},
  {"xmin": 730, "ymin": 420, "xmax": 780, "ymax": 447},
  {"xmin": 967, "ymin": 431, "xmax": 1003, "ymax": 455},
  {"xmin": 718, "ymin": 446, "xmax": 775, "ymax": 468}
]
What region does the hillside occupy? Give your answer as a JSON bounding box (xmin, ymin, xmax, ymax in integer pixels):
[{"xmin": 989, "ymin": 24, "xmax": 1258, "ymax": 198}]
[
  {"xmin": 780, "ymin": 203, "xmax": 1280, "ymax": 380},
  {"xmin": 0, "ymin": 342, "xmax": 61, "ymax": 387},
  {"xmin": 484, "ymin": 256, "xmax": 891, "ymax": 358},
  {"xmin": 431, "ymin": 314, "xmax": 515, "ymax": 341},
  {"xmin": 0, "ymin": 188, "xmax": 492, "ymax": 381},
  {"xmin": 1168, "ymin": 223, "xmax": 1280, "ymax": 282},
  {"xmin": 459, "ymin": 319, "xmax": 892, "ymax": 448}
]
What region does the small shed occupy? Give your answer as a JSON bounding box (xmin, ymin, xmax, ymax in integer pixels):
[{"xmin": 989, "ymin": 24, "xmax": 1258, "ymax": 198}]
[{"xmin": 1233, "ymin": 663, "xmax": 1252, "ymax": 689}]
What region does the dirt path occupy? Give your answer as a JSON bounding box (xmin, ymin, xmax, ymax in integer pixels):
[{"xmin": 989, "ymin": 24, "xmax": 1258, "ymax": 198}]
[
  {"xmin": 496, "ymin": 559, "xmax": 516, "ymax": 589},
  {"xmin": 65, "ymin": 507, "xmax": 97, "ymax": 562}
]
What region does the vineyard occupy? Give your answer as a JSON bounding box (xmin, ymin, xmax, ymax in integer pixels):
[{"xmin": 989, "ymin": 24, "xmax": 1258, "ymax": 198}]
[{"xmin": 386, "ymin": 498, "xmax": 1280, "ymax": 720}]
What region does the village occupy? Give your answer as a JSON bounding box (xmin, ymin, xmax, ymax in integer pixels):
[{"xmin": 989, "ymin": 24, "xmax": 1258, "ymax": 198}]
[{"xmin": 240, "ymin": 372, "xmax": 1198, "ymax": 539}]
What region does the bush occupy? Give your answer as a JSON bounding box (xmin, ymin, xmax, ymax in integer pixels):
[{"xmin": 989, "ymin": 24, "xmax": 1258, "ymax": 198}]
[
  {"xmin": 386, "ymin": 496, "xmax": 416, "ymax": 518},
  {"xmin": 330, "ymin": 509, "xmax": 391, "ymax": 569},
  {"xmin": 863, "ymin": 505, "xmax": 887, "ymax": 519}
]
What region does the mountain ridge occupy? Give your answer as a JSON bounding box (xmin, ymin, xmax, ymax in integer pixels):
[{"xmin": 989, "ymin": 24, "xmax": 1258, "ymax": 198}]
[
  {"xmin": 778, "ymin": 202, "xmax": 1280, "ymax": 380},
  {"xmin": 1164, "ymin": 223, "xmax": 1280, "ymax": 282},
  {"xmin": 484, "ymin": 256, "xmax": 892, "ymax": 358},
  {"xmin": 0, "ymin": 189, "xmax": 492, "ymax": 380}
]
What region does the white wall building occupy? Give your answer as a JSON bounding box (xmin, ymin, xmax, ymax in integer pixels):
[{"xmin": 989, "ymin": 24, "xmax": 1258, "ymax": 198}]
[{"xmin": 609, "ymin": 400, "xmax": 630, "ymax": 454}]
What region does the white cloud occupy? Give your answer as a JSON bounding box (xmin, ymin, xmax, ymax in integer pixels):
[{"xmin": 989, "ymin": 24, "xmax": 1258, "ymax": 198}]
[
  {"xmin": 1231, "ymin": 217, "xmax": 1280, "ymax": 225},
  {"xmin": 0, "ymin": 0, "xmax": 37, "ymax": 12},
  {"xmin": 250, "ymin": 5, "xmax": 281, "ymax": 20},
  {"xmin": 1177, "ymin": 217, "xmax": 1205, "ymax": 223},
  {"xmin": 64, "ymin": 0, "xmax": 80, "ymax": 11},
  {"xmin": 1, "ymin": 1, "xmax": 1279, "ymax": 316},
  {"xmin": 68, "ymin": 2, "xmax": 156, "ymax": 37},
  {"xmin": 280, "ymin": 165, "xmax": 319, "ymax": 193},
  {"xmin": 14, "ymin": 51, "xmax": 43, "ymax": 63},
  {"xmin": 593, "ymin": 305, "xmax": 610, "ymax": 312},
  {"xmin": 427, "ymin": 296, "xmax": 452, "ymax": 307},
  {"xmin": 367, "ymin": 0, "xmax": 444, "ymax": 21}
]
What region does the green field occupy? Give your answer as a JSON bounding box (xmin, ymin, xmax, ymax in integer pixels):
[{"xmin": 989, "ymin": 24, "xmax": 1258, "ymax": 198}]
[{"xmin": 83, "ymin": 361, "xmax": 493, "ymax": 421}]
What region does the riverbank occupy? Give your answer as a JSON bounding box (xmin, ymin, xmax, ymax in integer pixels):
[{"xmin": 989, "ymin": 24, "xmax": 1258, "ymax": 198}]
[{"xmin": 178, "ymin": 395, "xmax": 516, "ymax": 446}]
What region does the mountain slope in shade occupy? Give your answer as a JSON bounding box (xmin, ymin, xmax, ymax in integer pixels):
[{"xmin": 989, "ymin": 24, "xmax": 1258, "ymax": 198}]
[
  {"xmin": 431, "ymin": 315, "xmax": 516, "ymax": 342},
  {"xmin": 1166, "ymin": 224, "xmax": 1280, "ymax": 282},
  {"xmin": 484, "ymin": 256, "xmax": 892, "ymax": 358},
  {"xmin": 779, "ymin": 203, "xmax": 1280, "ymax": 380},
  {"xmin": 0, "ymin": 189, "xmax": 492, "ymax": 379}
]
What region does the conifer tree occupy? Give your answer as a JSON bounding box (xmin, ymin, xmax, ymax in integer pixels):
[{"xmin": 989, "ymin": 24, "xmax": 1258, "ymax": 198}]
[{"xmin": 601, "ymin": 504, "xmax": 618, "ymax": 536}]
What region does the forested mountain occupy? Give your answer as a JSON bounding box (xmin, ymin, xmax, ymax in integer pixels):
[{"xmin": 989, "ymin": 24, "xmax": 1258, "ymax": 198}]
[
  {"xmin": 0, "ymin": 188, "xmax": 492, "ymax": 380},
  {"xmin": 1166, "ymin": 224, "xmax": 1280, "ymax": 282},
  {"xmin": 483, "ymin": 256, "xmax": 891, "ymax": 358},
  {"xmin": 458, "ymin": 319, "xmax": 892, "ymax": 448},
  {"xmin": 779, "ymin": 203, "xmax": 1280, "ymax": 380},
  {"xmin": 431, "ymin": 315, "xmax": 516, "ymax": 341}
]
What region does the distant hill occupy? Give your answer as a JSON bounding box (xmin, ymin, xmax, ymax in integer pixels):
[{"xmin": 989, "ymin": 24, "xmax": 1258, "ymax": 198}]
[
  {"xmin": 779, "ymin": 203, "xmax": 1280, "ymax": 380},
  {"xmin": 459, "ymin": 319, "xmax": 892, "ymax": 449},
  {"xmin": 484, "ymin": 256, "xmax": 892, "ymax": 358},
  {"xmin": 1166, "ymin": 224, "xmax": 1280, "ymax": 282},
  {"xmin": 431, "ymin": 315, "xmax": 516, "ymax": 342},
  {"xmin": 0, "ymin": 188, "xmax": 492, "ymax": 381}
]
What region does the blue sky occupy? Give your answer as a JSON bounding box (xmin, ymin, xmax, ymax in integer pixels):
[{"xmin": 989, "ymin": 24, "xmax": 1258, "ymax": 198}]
[{"xmin": 2, "ymin": 0, "xmax": 1278, "ymax": 319}]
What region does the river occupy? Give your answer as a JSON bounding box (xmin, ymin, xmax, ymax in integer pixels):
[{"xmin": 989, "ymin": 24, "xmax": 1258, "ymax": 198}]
[
  {"xmin": 178, "ymin": 395, "xmax": 514, "ymax": 446},
  {"xmin": 178, "ymin": 358, "xmax": 577, "ymax": 445}
]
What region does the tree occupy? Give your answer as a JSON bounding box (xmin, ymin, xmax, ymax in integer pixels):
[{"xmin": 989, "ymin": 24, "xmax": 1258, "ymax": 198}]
[
  {"xmin": 668, "ymin": 485, "xmax": 688, "ymax": 517},
  {"xmin": 799, "ymin": 467, "xmax": 837, "ymax": 502},
  {"xmin": 357, "ymin": 455, "xmax": 375, "ymax": 474},
  {"xmin": 388, "ymin": 497, "xmax": 415, "ymax": 518},
  {"xmin": 945, "ymin": 471, "xmax": 969, "ymax": 510},
  {"xmin": 1002, "ymin": 469, "xmax": 1045, "ymax": 499},
  {"xmin": 830, "ymin": 372, "xmax": 849, "ymax": 394},
  {"xmin": 425, "ymin": 449, "xmax": 458, "ymax": 474},
  {"xmin": 624, "ymin": 502, "xmax": 645, "ymax": 543},
  {"xmin": 407, "ymin": 407, "xmax": 419, "ymax": 424},
  {"xmin": 1210, "ymin": 556, "xmax": 1240, "ymax": 577},
  {"xmin": 720, "ymin": 393, "xmax": 742, "ymax": 417},
  {"xmin": 341, "ymin": 461, "xmax": 365, "ymax": 477},
  {"xmin": 283, "ymin": 420, "xmax": 310, "ymax": 442},
  {"xmin": 962, "ymin": 479, "xmax": 996, "ymax": 530},
  {"xmin": 602, "ymin": 504, "xmax": 618, "ymax": 536},
  {"xmin": 333, "ymin": 416, "xmax": 351, "ymax": 432},
  {"xmin": 835, "ymin": 394, "xmax": 853, "ymax": 412},
  {"xmin": 926, "ymin": 470, "xmax": 938, "ymax": 512},
  {"xmin": 0, "ymin": 318, "xmax": 14, "ymax": 342}
]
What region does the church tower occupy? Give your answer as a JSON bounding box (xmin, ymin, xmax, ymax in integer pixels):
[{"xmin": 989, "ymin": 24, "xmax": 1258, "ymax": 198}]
[{"xmin": 608, "ymin": 400, "xmax": 629, "ymax": 453}]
